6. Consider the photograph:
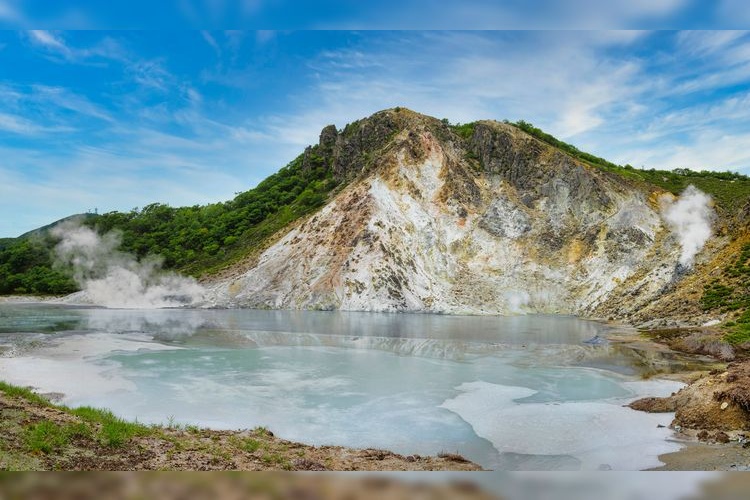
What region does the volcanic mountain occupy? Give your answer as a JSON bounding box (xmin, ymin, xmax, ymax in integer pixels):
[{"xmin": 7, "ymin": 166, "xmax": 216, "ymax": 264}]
[{"xmin": 203, "ymin": 108, "xmax": 740, "ymax": 326}]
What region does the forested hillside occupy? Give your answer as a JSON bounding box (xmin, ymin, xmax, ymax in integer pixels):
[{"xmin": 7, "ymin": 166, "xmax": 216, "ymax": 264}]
[{"xmin": 0, "ymin": 147, "xmax": 338, "ymax": 294}]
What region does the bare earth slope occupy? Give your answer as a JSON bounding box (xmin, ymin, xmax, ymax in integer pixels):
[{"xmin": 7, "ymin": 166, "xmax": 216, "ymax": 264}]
[{"xmin": 205, "ymin": 108, "xmax": 695, "ymax": 319}]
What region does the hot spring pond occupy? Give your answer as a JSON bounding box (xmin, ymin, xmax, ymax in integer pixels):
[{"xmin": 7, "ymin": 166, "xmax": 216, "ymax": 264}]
[{"xmin": 0, "ymin": 304, "xmax": 689, "ymax": 470}]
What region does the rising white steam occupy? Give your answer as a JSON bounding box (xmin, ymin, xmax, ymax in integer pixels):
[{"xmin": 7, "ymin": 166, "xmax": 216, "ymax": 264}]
[
  {"xmin": 504, "ymin": 290, "xmax": 530, "ymax": 314},
  {"xmin": 660, "ymin": 185, "xmax": 714, "ymax": 268},
  {"xmin": 52, "ymin": 221, "xmax": 205, "ymax": 309}
]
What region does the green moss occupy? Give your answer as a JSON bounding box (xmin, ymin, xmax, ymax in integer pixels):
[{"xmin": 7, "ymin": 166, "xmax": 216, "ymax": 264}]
[{"xmin": 701, "ymin": 282, "xmax": 736, "ymax": 310}]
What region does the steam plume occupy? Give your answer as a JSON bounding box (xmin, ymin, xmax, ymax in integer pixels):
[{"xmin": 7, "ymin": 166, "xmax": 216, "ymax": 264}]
[
  {"xmin": 52, "ymin": 221, "xmax": 205, "ymax": 308},
  {"xmin": 660, "ymin": 185, "xmax": 714, "ymax": 268}
]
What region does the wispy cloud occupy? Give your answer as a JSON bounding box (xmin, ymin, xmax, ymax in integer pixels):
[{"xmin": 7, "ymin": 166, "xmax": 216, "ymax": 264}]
[
  {"xmin": 242, "ymin": 31, "xmax": 750, "ymax": 175},
  {"xmin": 0, "ymin": 111, "xmax": 73, "ymax": 135},
  {"xmin": 22, "ymin": 29, "xmax": 130, "ymax": 66},
  {"xmin": 30, "ymin": 85, "xmax": 113, "ymax": 121},
  {"xmin": 27, "ymin": 29, "xmax": 71, "ymax": 55},
  {"xmin": 0, "ymin": 83, "xmax": 113, "ymax": 133},
  {"xmin": 257, "ymin": 32, "xmax": 648, "ymax": 145},
  {"xmin": 200, "ymin": 30, "xmax": 221, "ymax": 56},
  {"xmin": 128, "ymin": 59, "xmax": 172, "ymax": 90}
]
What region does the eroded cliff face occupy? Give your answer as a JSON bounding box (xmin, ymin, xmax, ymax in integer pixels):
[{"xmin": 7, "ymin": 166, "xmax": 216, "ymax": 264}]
[{"xmin": 206, "ymin": 109, "xmax": 694, "ymax": 318}]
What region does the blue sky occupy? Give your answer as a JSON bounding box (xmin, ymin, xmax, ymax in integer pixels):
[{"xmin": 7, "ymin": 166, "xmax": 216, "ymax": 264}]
[
  {"xmin": 2, "ymin": 29, "xmax": 750, "ymax": 236},
  {"xmin": 1, "ymin": 1, "xmax": 748, "ymax": 29}
]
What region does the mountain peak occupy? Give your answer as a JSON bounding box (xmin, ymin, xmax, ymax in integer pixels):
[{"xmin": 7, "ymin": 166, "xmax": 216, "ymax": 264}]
[{"xmin": 207, "ymin": 108, "xmax": 692, "ymax": 320}]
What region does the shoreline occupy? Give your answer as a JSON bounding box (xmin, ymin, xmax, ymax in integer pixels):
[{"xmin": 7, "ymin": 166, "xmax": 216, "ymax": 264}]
[
  {"xmin": 612, "ymin": 327, "xmax": 750, "ymax": 471},
  {"xmin": 0, "ymin": 381, "xmax": 481, "ymax": 471}
]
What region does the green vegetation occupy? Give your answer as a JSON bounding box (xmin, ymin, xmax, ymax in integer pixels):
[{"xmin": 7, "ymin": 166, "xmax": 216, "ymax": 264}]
[
  {"xmin": 0, "ymin": 236, "xmax": 78, "ymax": 295},
  {"xmin": 25, "ymin": 421, "xmax": 90, "ymax": 454},
  {"xmin": 70, "ymin": 406, "xmax": 152, "ymax": 447},
  {"xmin": 261, "ymin": 451, "xmax": 292, "ymax": 469},
  {"xmin": 701, "ymin": 243, "xmax": 750, "ymax": 345},
  {"xmin": 239, "ymin": 437, "xmax": 262, "ymax": 453},
  {"xmin": 88, "ymin": 148, "xmax": 338, "ymax": 276},
  {"xmin": 0, "ymin": 146, "xmax": 339, "ymax": 294},
  {"xmin": 0, "ymin": 381, "xmax": 54, "ymax": 407},
  {"xmin": 450, "ymin": 122, "xmax": 476, "ymax": 140},
  {"xmin": 0, "ymin": 381, "xmax": 154, "ymax": 453},
  {"xmin": 512, "ymin": 120, "xmax": 623, "ymax": 171}
]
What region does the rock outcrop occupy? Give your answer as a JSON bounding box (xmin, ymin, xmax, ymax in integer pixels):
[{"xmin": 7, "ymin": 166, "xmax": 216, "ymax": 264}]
[{"xmin": 205, "ymin": 108, "xmax": 706, "ymax": 318}]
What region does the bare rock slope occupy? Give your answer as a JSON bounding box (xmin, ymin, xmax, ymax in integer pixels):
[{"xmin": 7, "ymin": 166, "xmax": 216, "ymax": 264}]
[{"xmin": 205, "ymin": 109, "xmax": 705, "ymax": 319}]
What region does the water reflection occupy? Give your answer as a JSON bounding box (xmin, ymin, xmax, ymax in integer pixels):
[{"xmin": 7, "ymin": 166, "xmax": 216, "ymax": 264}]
[{"xmin": 0, "ymin": 303, "xmax": 713, "ymax": 471}]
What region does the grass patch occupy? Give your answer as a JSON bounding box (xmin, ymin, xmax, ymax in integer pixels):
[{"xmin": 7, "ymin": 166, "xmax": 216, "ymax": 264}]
[
  {"xmin": 240, "ymin": 438, "xmax": 262, "ymax": 453},
  {"xmin": 25, "ymin": 421, "xmax": 67, "ymax": 454},
  {"xmin": 1, "ymin": 383, "xmax": 150, "ymax": 448},
  {"xmin": 261, "ymin": 452, "xmax": 292, "ymax": 470},
  {"xmin": 24, "ymin": 420, "xmax": 89, "ymax": 454},
  {"xmin": 724, "ymin": 324, "xmax": 750, "ymax": 346},
  {"xmin": 0, "ymin": 382, "xmax": 53, "ymax": 407},
  {"xmin": 253, "ymin": 426, "xmax": 272, "ymax": 437},
  {"xmin": 699, "ymin": 242, "xmax": 750, "ymax": 339},
  {"xmin": 70, "ymin": 406, "xmax": 152, "ymax": 447}
]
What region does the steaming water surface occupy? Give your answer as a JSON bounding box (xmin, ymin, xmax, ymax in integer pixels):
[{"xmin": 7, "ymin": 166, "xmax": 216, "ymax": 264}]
[{"xmin": 0, "ymin": 304, "xmax": 688, "ymax": 470}]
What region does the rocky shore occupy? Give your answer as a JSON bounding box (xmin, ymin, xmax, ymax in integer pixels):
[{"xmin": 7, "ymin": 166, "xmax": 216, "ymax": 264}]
[{"xmin": 624, "ymin": 328, "xmax": 750, "ymax": 470}]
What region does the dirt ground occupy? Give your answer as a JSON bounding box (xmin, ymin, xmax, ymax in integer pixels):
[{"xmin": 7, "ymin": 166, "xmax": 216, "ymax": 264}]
[
  {"xmin": 650, "ymin": 439, "xmax": 750, "ymax": 471},
  {"xmin": 0, "ymin": 389, "xmax": 481, "ymax": 472}
]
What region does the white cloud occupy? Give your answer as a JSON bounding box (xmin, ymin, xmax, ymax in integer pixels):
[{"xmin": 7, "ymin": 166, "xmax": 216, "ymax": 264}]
[
  {"xmin": 27, "ymin": 30, "xmax": 70, "ymax": 55},
  {"xmin": 0, "ymin": 83, "xmax": 113, "ymax": 136},
  {"xmin": 676, "ymin": 30, "xmax": 747, "ymax": 56},
  {"xmin": 129, "ymin": 60, "xmax": 172, "ymax": 90},
  {"xmin": 0, "ymin": 111, "xmax": 74, "ymax": 135},
  {"xmin": 261, "ymin": 32, "xmax": 646, "ymax": 145},
  {"xmin": 200, "ymin": 30, "xmax": 221, "ymax": 55},
  {"xmin": 625, "ymin": 130, "xmax": 750, "ymax": 171},
  {"xmin": 0, "ymin": 111, "xmax": 46, "ymax": 134},
  {"xmin": 30, "ymin": 85, "xmax": 113, "ymax": 122}
]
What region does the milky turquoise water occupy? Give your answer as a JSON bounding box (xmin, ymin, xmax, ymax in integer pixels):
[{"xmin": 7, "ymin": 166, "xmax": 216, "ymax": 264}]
[{"xmin": 0, "ymin": 304, "xmax": 688, "ymax": 470}]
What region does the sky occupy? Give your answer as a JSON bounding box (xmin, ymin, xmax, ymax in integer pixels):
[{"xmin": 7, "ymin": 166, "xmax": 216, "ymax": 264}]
[
  {"xmin": 1, "ymin": 1, "xmax": 749, "ymax": 29},
  {"xmin": 2, "ymin": 27, "xmax": 750, "ymax": 236}
]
